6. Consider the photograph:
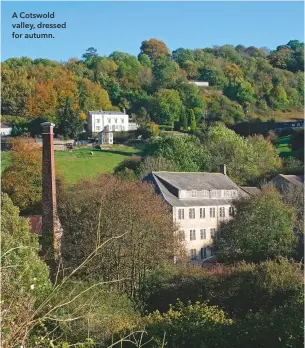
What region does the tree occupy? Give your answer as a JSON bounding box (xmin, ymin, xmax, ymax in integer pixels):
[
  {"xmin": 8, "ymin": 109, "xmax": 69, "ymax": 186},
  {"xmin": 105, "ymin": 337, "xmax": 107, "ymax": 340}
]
[
  {"xmin": 1, "ymin": 193, "xmax": 52, "ymax": 347},
  {"xmin": 2, "ymin": 139, "xmax": 42, "ymax": 214},
  {"xmin": 188, "ymin": 109, "xmax": 197, "ymax": 132},
  {"xmin": 215, "ymin": 188, "xmax": 297, "ymax": 262},
  {"xmin": 140, "ymin": 38, "xmax": 170, "ymax": 60},
  {"xmin": 57, "ymin": 97, "xmax": 83, "ymax": 138},
  {"xmin": 150, "ymin": 89, "xmax": 182, "ymax": 126},
  {"xmin": 147, "ymin": 134, "xmax": 211, "ymax": 172},
  {"xmin": 138, "ymin": 53, "xmax": 152, "ymax": 68},
  {"xmin": 136, "ymin": 156, "xmax": 179, "ymax": 179},
  {"xmin": 58, "ymin": 175, "xmax": 181, "ymax": 298},
  {"xmin": 152, "ymin": 56, "xmax": 184, "ymax": 89}
]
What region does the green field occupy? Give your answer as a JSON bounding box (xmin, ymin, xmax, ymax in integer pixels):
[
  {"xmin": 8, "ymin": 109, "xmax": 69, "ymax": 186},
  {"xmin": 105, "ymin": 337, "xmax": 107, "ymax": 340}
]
[
  {"xmin": 1, "ymin": 145, "xmax": 143, "ymax": 184},
  {"xmin": 273, "ymin": 135, "xmax": 303, "ymax": 159}
]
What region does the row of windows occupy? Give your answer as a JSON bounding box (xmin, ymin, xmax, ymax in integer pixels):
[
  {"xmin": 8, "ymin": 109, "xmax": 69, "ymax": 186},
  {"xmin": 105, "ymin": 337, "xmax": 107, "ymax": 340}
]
[
  {"xmin": 190, "ymin": 247, "xmax": 214, "ymax": 260},
  {"xmin": 96, "ymin": 125, "xmax": 126, "ymax": 131},
  {"xmin": 178, "ymin": 207, "xmax": 234, "ymax": 220},
  {"xmin": 181, "ymin": 190, "xmax": 238, "ymax": 199},
  {"xmin": 96, "ymin": 118, "xmax": 125, "ymax": 124},
  {"xmin": 179, "ymin": 228, "xmax": 216, "ymax": 241}
]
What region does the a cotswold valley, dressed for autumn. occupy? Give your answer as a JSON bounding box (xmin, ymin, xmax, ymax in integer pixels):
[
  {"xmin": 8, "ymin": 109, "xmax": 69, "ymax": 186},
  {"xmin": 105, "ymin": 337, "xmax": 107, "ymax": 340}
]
[{"xmin": 1, "ymin": 38, "xmax": 304, "ymax": 347}]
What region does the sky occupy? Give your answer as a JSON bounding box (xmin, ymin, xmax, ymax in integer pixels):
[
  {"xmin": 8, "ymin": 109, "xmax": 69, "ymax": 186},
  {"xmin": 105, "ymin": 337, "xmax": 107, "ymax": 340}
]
[{"xmin": 1, "ymin": 1, "xmax": 304, "ymax": 62}]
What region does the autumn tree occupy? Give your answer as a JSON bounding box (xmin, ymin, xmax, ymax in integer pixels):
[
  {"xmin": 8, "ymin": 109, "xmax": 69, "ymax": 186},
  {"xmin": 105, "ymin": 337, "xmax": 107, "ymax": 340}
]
[
  {"xmin": 2, "ymin": 139, "xmax": 42, "ymax": 214},
  {"xmin": 140, "ymin": 38, "xmax": 170, "ymax": 60},
  {"xmin": 58, "ymin": 175, "xmax": 181, "ymax": 298}
]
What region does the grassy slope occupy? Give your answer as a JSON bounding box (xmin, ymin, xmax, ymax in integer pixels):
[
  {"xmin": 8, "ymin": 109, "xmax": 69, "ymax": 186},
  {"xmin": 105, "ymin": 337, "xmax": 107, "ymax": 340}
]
[
  {"xmin": 1, "ymin": 145, "xmax": 143, "ymax": 184},
  {"xmin": 273, "ymin": 135, "xmax": 303, "ymax": 159}
]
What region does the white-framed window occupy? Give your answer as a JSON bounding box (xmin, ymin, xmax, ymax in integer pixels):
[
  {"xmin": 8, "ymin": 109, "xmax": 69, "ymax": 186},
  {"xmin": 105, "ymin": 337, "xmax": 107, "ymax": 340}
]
[
  {"xmin": 200, "ymin": 208, "xmax": 205, "ymax": 219},
  {"xmin": 190, "ymin": 249, "xmax": 197, "ymax": 260},
  {"xmin": 96, "ymin": 119, "xmax": 100, "ymax": 123},
  {"xmin": 210, "ymin": 228, "xmax": 216, "ymax": 238},
  {"xmin": 179, "ymin": 230, "xmax": 185, "ymax": 241},
  {"xmin": 108, "ymin": 118, "xmax": 111, "ymax": 123},
  {"xmin": 178, "ymin": 209, "xmax": 184, "ymax": 220},
  {"xmin": 216, "ymin": 190, "xmax": 221, "ymax": 198},
  {"xmin": 211, "ymin": 190, "xmax": 216, "ymax": 198},
  {"xmin": 200, "ymin": 229, "xmax": 206, "ymax": 240},
  {"xmin": 203, "ymin": 190, "xmax": 209, "ymax": 198},
  {"xmin": 210, "ymin": 207, "xmax": 216, "ymax": 218},
  {"xmin": 189, "ymin": 208, "xmax": 195, "ymax": 219},
  {"xmin": 229, "ymin": 206, "xmax": 234, "ymax": 217},
  {"xmin": 96, "ymin": 126, "xmax": 100, "ymax": 131},
  {"xmin": 112, "ymin": 125, "xmax": 115, "ymax": 131},
  {"xmin": 225, "ymin": 190, "xmax": 231, "ymax": 198},
  {"xmin": 191, "ymin": 190, "xmax": 197, "ymax": 197},
  {"xmin": 115, "ymin": 118, "xmax": 118, "ymax": 123},
  {"xmin": 121, "ymin": 119, "xmax": 124, "ymax": 123},
  {"xmin": 190, "ymin": 230, "xmax": 196, "ymax": 241},
  {"xmin": 219, "ymin": 207, "xmax": 225, "ymax": 217},
  {"xmin": 200, "ymin": 247, "xmax": 207, "ymax": 259}
]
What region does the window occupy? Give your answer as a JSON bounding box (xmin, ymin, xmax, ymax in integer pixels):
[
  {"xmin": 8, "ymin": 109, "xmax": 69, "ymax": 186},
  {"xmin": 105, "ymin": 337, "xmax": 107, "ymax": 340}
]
[
  {"xmin": 108, "ymin": 118, "xmax": 111, "ymax": 123},
  {"xmin": 191, "ymin": 190, "xmax": 197, "ymax": 197},
  {"xmin": 112, "ymin": 125, "xmax": 115, "ymax": 131},
  {"xmin": 202, "ymin": 190, "xmax": 209, "ymax": 198},
  {"xmin": 216, "ymin": 190, "xmax": 221, "ymax": 198},
  {"xmin": 121, "ymin": 119, "xmax": 124, "ymax": 123},
  {"xmin": 178, "ymin": 209, "xmax": 184, "ymax": 220},
  {"xmin": 210, "ymin": 207, "xmax": 216, "ymax": 218},
  {"xmin": 200, "ymin": 247, "xmax": 207, "ymax": 259},
  {"xmin": 115, "ymin": 118, "xmax": 118, "ymax": 123},
  {"xmin": 190, "ymin": 230, "xmax": 196, "ymax": 241},
  {"xmin": 229, "ymin": 206, "xmax": 234, "ymax": 217},
  {"xmin": 179, "ymin": 230, "xmax": 185, "ymax": 241},
  {"xmin": 190, "ymin": 249, "xmax": 197, "ymax": 260},
  {"xmin": 225, "ymin": 190, "xmax": 231, "ymax": 198},
  {"xmin": 96, "ymin": 126, "xmax": 100, "ymax": 131},
  {"xmin": 219, "ymin": 207, "xmax": 225, "ymax": 217},
  {"xmin": 200, "ymin": 229, "xmax": 206, "ymax": 240},
  {"xmin": 210, "ymin": 228, "xmax": 216, "ymax": 238},
  {"xmin": 189, "ymin": 208, "xmax": 195, "ymax": 219},
  {"xmin": 211, "ymin": 190, "xmax": 216, "ymax": 198},
  {"xmin": 200, "ymin": 208, "xmax": 205, "ymax": 219},
  {"xmin": 96, "ymin": 119, "xmax": 100, "ymax": 123}
]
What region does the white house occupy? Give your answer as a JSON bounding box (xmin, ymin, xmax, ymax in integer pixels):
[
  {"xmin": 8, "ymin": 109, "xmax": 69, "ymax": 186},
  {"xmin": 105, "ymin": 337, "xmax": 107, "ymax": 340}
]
[
  {"xmin": 87, "ymin": 110, "xmax": 129, "ymax": 133},
  {"xmin": 0, "ymin": 123, "xmax": 12, "ymax": 137},
  {"xmin": 98, "ymin": 126, "xmax": 113, "ymax": 145},
  {"xmin": 144, "ymin": 167, "xmax": 257, "ymax": 263},
  {"xmin": 189, "ymin": 81, "xmax": 209, "ymax": 87}
]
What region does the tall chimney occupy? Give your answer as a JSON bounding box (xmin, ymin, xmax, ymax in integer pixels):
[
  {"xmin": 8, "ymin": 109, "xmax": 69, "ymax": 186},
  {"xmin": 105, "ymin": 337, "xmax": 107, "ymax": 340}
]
[
  {"xmin": 41, "ymin": 122, "xmax": 62, "ymax": 261},
  {"xmin": 219, "ymin": 164, "xmax": 227, "ymax": 176}
]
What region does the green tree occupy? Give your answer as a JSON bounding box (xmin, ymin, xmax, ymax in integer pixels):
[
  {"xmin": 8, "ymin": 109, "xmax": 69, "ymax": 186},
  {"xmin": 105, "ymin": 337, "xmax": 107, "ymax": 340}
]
[
  {"xmin": 215, "ymin": 188, "xmax": 297, "ymax": 262},
  {"xmin": 150, "ymin": 88, "xmax": 183, "ymax": 126},
  {"xmin": 136, "ymin": 156, "xmax": 179, "ymax": 179},
  {"xmin": 188, "ymin": 109, "xmax": 197, "ymax": 132},
  {"xmin": 57, "ymin": 97, "xmax": 83, "ymax": 138},
  {"xmin": 1, "ymin": 193, "xmax": 52, "ymax": 347}
]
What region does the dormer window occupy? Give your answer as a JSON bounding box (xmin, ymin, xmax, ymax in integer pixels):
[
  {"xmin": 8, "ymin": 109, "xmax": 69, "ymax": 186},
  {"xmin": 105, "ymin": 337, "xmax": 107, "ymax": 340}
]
[{"xmin": 191, "ymin": 190, "xmax": 197, "ymax": 198}]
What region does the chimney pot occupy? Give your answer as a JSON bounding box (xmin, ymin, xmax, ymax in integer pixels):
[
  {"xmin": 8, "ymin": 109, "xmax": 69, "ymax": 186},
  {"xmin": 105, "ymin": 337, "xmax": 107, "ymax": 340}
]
[{"xmin": 219, "ymin": 164, "xmax": 227, "ymax": 176}]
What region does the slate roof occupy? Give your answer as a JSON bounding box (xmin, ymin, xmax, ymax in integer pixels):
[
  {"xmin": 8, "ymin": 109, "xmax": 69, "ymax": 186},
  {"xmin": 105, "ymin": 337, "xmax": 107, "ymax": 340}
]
[
  {"xmin": 152, "ymin": 171, "xmax": 240, "ymax": 191},
  {"xmin": 239, "ymin": 186, "xmax": 261, "ymax": 196},
  {"xmin": 145, "ymin": 172, "xmax": 248, "ymax": 207},
  {"xmin": 278, "ymin": 174, "xmax": 304, "ymax": 187},
  {"xmin": 88, "ymin": 110, "xmax": 127, "ymax": 115}
]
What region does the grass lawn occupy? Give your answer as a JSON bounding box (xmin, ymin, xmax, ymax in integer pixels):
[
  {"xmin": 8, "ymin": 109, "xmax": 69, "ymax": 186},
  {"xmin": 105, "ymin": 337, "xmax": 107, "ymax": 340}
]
[
  {"xmin": 1, "ymin": 144, "xmax": 144, "ymax": 184},
  {"xmin": 1, "ymin": 151, "xmax": 11, "ymax": 171},
  {"xmin": 273, "ymin": 135, "xmax": 303, "ymax": 159}
]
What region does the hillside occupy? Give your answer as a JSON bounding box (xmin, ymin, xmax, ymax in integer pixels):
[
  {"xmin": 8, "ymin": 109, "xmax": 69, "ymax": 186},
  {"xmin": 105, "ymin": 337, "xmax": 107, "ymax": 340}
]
[{"xmin": 1, "ymin": 39, "xmax": 304, "ymax": 133}]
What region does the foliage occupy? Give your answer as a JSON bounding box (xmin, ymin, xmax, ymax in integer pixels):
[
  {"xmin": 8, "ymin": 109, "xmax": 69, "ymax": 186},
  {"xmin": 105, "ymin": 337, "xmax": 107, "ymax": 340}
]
[
  {"xmin": 58, "ymin": 175, "xmax": 181, "ymax": 298},
  {"xmin": 57, "ymin": 97, "xmax": 83, "ymax": 138},
  {"xmin": 140, "ymin": 38, "xmax": 170, "ymax": 60},
  {"xmin": 136, "ymin": 156, "xmax": 179, "ymax": 179},
  {"xmin": 215, "ymin": 188, "xmax": 297, "ymax": 262},
  {"xmin": 1, "ymin": 138, "xmax": 42, "ymax": 213},
  {"xmin": 1, "ymin": 193, "xmax": 52, "ymax": 347},
  {"xmin": 147, "ymin": 134, "xmax": 211, "ymax": 172}
]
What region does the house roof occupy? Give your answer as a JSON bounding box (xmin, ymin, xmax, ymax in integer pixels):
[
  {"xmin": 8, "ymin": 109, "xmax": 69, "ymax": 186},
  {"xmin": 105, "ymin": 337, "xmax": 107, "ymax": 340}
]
[
  {"xmin": 88, "ymin": 110, "xmax": 127, "ymax": 115},
  {"xmin": 239, "ymin": 186, "xmax": 261, "ymax": 196},
  {"xmin": 146, "ymin": 172, "xmax": 248, "ymax": 207},
  {"xmin": 152, "ymin": 171, "xmax": 240, "ymax": 191},
  {"xmin": 278, "ymin": 174, "xmax": 304, "ymax": 187},
  {"xmin": 25, "ymin": 215, "xmax": 42, "ymax": 236}
]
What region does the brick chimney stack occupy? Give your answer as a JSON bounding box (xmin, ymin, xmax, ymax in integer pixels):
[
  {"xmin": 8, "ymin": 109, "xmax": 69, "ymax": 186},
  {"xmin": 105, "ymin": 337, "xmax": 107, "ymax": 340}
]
[
  {"xmin": 41, "ymin": 122, "xmax": 62, "ymax": 261},
  {"xmin": 219, "ymin": 164, "xmax": 227, "ymax": 176}
]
